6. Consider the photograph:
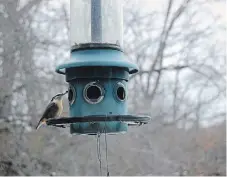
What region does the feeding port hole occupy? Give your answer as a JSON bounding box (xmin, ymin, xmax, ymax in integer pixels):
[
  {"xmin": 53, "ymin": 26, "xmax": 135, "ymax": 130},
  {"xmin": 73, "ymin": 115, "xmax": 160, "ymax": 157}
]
[
  {"xmin": 117, "ymin": 86, "xmax": 125, "ymax": 101},
  {"xmin": 84, "ymin": 82, "xmax": 104, "ymax": 104},
  {"xmin": 68, "ymin": 85, "xmax": 76, "ymax": 105},
  {"xmin": 115, "ymin": 82, "xmax": 126, "ymax": 101}
]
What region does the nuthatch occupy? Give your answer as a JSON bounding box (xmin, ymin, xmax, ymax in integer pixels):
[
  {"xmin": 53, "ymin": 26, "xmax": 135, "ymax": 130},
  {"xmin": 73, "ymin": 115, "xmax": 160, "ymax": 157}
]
[{"xmin": 36, "ymin": 91, "xmax": 68, "ymax": 129}]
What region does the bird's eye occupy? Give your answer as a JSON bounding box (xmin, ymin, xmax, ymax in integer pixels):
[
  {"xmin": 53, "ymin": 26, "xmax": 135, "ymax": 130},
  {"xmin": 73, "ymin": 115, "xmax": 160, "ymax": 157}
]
[
  {"xmin": 68, "ymin": 85, "xmax": 76, "ymax": 105},
  {"xmin": 114, "ymin": 82, "xmax": 126, "ymax": 102},
  {"xmin": 83, "ymin": 82, "xmax": 104, "ymax": 104}
]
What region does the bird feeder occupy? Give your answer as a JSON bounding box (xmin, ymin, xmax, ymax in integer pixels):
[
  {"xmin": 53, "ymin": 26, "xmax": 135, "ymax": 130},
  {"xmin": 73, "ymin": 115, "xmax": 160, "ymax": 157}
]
[{"xmin": 46, "ymin": 0, "xmax": 151, "ymax": 135}]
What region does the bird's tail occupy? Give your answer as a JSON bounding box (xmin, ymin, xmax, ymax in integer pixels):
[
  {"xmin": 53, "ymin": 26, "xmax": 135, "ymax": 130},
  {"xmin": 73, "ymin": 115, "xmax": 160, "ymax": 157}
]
[{"xmin": 36, "ymin": 120, "xmax": 46, "ymax": 130}]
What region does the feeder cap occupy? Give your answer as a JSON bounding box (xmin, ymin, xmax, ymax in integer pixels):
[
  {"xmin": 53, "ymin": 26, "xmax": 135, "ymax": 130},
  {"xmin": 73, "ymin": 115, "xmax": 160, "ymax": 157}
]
[{"xmin": 56, "ymin": 48, "xmax": 138, "ymax": 75}]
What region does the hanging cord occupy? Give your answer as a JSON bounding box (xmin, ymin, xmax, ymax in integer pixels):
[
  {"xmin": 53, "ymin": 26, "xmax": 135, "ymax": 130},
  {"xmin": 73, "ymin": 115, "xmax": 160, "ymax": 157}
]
[
  {"xmin": 97, "ymin": 132, "xmax": 102, "ymax": 176},
  {"xmin": 104, "ymin": 116, "xmax": 110, "ymax": 176}
]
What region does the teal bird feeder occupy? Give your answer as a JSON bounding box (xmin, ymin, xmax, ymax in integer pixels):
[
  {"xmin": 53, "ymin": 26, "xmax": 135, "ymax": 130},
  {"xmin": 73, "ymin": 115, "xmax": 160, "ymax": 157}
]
[{"xmin": 46, "ymin": 0, "xmax": 150, "ymax": 135}]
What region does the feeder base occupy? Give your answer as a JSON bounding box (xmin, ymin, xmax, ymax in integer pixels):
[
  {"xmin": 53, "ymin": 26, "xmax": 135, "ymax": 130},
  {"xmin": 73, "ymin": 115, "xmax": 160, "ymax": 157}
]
[
  {"xmin": 46, "ymin": 115, "xmax": 151, "ymax": 135},
  {"xmin": 70, "ymin": 122, "xmax": 127, "ymax": 135}
]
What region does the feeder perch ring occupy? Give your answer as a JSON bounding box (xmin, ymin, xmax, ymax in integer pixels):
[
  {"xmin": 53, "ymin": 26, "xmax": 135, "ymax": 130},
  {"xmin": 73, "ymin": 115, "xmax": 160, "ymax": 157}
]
[{"xmin": 46, "ymin": 115, "xmax": 151, "ymax": 128}]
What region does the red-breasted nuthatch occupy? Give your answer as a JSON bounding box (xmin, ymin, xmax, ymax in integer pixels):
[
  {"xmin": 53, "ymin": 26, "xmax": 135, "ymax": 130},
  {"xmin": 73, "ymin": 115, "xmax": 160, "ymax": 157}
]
[{"xmin": 36, "ymin": 91, "xmax": 68, "ymax": 129}]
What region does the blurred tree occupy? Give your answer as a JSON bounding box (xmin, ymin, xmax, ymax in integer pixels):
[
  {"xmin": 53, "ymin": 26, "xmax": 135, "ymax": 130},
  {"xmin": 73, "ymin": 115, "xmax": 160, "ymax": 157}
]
[
  {"xmin": 124, "ymin": 0, "xmax": 226, "ymax": 129},
  {"xmin": 0, "ymin": 0, "xmax": 42, "ymax": 124},
  {"xmin": 0, "ymin": 0, "xmax": 225, "ymax": 175}
]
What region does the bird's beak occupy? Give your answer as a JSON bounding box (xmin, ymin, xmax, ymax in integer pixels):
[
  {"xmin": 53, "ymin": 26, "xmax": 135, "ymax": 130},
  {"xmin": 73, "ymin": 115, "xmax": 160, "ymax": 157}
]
[{"xmin": 62, "ymin": 90, "xmax": 68, "ymax": 95}]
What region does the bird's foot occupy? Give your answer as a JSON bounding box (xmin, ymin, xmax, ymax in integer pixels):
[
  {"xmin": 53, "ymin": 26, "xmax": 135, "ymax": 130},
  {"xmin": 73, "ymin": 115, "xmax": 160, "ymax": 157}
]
[{"xmin": 54, "ymin": 125, "xmax": 66, "ymax": 128}]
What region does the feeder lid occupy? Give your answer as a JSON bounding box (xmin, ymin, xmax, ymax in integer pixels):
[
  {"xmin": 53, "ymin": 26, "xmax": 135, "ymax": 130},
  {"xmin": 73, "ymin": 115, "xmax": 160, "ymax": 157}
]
[{"xmin": 56, "ymin": 48, "xmax": 138, "ymax": 75}]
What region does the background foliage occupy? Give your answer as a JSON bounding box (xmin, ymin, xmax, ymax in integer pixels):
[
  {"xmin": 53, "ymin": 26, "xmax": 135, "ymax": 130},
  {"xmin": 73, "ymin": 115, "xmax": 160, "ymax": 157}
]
[{"xmin": 0, "ymin": 0, "xmax": 226, "ymax": 175}]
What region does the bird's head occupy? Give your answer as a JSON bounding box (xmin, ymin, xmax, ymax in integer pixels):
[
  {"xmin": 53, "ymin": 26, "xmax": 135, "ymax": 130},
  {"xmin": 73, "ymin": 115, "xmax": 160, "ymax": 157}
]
[{"xmin": 51, "ymin": 91, "xmax": 68, "ymax": 102}]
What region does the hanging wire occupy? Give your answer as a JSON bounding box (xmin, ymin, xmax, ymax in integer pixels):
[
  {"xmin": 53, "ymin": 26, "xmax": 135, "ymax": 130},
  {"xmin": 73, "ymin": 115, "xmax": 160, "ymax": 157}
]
[
  {"xmin": 104, "ymin": 116, "xmax": 110, "ymax": 176},
  {"xmin": 96, "ymin": 116, "xmax": 110, "ymax": 176},
  {"xmin": 96, "ymin": 132, "xmax": 102, "ymax": 176}
]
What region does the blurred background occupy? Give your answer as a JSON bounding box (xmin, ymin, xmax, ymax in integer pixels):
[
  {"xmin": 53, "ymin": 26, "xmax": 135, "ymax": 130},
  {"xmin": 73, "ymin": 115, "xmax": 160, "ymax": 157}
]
[{"xmin": 0, "ymin": 0, "xmax": 226, "ymax": 175}]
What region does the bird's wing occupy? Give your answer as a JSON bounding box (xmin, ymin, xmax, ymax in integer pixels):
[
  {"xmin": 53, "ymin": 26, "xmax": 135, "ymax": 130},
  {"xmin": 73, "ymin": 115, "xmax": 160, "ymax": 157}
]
[
  {"xmin": 40, "ymin": 102, "xmax": 59, "ymax": 119},
  {"xmin": 36, "ymin": 102, "xmax": 59, "ymax": 129}
]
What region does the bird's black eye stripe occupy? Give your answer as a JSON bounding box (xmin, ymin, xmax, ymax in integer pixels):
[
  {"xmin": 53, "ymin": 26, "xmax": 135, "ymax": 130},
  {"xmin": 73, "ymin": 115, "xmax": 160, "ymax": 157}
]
[
  {"xmin": 50, "ymin": 92, "xmax": 67, "ymax": 101},
  {"xmin": 51, "ymin": 97, "xmax": 55, "ymax": 101}
]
